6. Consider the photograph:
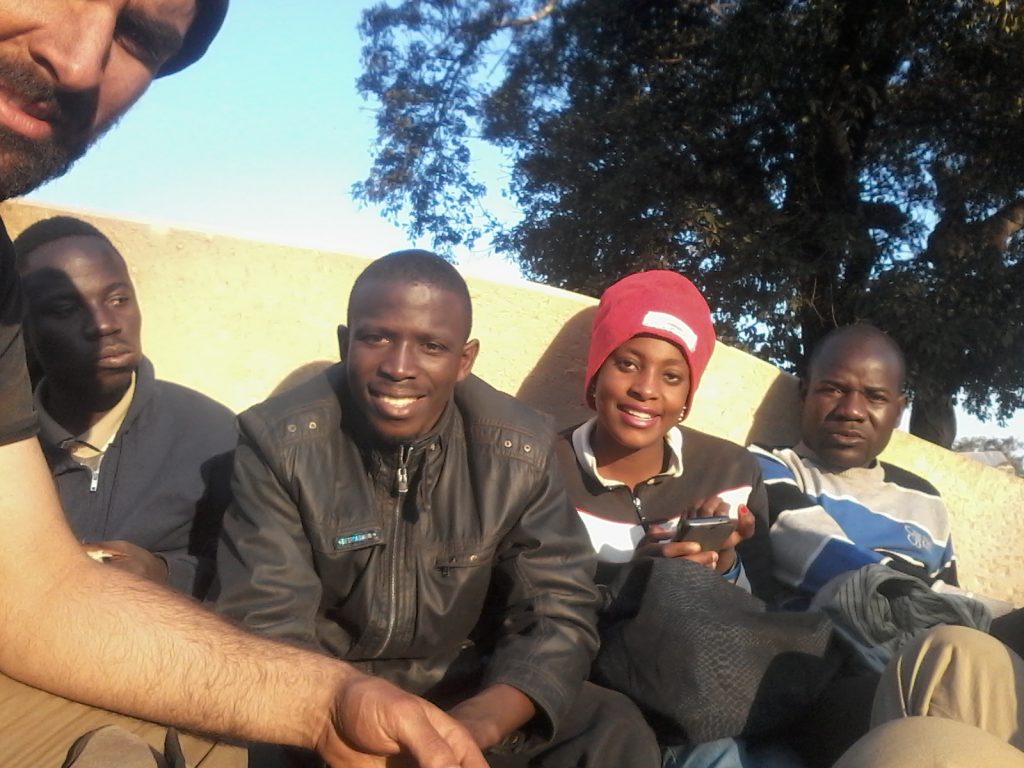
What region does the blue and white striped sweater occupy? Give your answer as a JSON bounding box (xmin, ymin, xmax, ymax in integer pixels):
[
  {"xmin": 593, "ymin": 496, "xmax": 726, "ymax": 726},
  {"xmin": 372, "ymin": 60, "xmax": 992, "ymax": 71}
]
[{"xmin": 750, "ymin": 444, "xmax": 957, "ymax": 595}]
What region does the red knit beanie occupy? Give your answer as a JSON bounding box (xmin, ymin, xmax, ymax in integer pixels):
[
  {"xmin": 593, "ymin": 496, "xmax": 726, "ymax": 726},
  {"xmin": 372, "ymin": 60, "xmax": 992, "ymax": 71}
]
[{"xmin": 585, "ymin": 270, "xmax": 716, "ymax": 414}]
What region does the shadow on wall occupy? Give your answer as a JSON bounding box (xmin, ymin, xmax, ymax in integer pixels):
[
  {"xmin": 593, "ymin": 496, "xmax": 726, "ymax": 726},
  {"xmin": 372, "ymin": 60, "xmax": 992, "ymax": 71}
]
[
  {"xmin": 516, "ymin": 306, "xmax": 598, "ymax": 432},
  {"xmin": 268, "ymin": 325, "xmax": 345, "ymax": 399},
  {"xmin": 270, "ymin": 360, "xmax": 335, "ymax": 399},
  {"xmin": 515, "ymin": 302, "xmax": 806, "ymax": 449},
  {"xmin": 745, "ymin": 372, "xmax": 803, "ymax": 449},
  {"xmin": 268, "ymin": 303, "xmax": 807, "ymax": 454}
]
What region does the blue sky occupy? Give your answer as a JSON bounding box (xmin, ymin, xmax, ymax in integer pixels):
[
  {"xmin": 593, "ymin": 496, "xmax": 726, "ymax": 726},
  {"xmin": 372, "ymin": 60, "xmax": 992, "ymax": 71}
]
[
  {"xmin": 25, "ymin": 1, "xmax": 1023, "ymax": 443},
  {"xmin": 30, "ymin": 2, "xmax": 517, "ymax": 274},
  {"xmin": 29, "ymin": 3, "xmax": 430, "ymax": 253}
]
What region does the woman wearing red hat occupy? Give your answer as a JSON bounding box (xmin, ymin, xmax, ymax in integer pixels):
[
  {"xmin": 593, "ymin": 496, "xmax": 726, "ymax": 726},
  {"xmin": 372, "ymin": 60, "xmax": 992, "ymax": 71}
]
[
  {"xmin": 555, "ymin": 269, "xmax": 775, "ymax": 595},
  {"xmin": 555, "ymin": 270, "xmax": 800, "ymax": 768}
]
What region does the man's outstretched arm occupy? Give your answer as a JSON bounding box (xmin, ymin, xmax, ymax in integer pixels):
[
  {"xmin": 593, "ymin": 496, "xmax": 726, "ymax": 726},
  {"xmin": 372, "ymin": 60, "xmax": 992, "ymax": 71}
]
[{"xmin": 0, "ymin": 436, "xmax": 486, "ymax": 768}]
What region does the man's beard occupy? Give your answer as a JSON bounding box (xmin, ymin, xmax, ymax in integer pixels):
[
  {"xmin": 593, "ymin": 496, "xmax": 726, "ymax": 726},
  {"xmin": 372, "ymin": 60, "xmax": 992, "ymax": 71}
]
[
  {"xmin": 0, "ymin": 124, "xmax": 81, "ymax": 199},
  {"xmin": 0, "ymin": 55, "xmax": 100, "ymax": 200}
]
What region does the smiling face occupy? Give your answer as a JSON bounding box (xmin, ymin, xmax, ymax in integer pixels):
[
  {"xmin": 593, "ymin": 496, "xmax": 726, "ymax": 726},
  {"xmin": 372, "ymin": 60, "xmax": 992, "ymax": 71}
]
[
  {"xmin": 21, "ymin": 234, "xmax": 143, "ymax": 410},
  {"xmin": 0, "ymin": 0, "xmax": 198, "ymax": 199},
  {"xmin": 800, "ymin": 331, "xmax": 908, "ymax": 471},
  {"xmin": 341, "ymin": 278, "xmax": 479, "ymax": 445},
  {"xmin": 591, "ymin": 335, "xmax": 691, "ymax": 463}
]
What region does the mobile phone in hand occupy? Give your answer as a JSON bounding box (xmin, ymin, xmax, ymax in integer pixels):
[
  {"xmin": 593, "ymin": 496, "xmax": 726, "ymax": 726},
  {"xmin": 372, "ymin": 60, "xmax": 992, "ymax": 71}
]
[
  {"xmin": 644, "ymin": 519, "xmax": 679, "ymax": 543},
  {"xmin": 674, "ymin": 516, "xmax": 736, "ymax": 551}
]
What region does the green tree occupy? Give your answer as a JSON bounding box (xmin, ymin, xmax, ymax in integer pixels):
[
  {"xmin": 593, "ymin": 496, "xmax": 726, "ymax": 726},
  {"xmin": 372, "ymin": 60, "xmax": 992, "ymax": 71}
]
[{"xmin": 356, "ymin": 0, "xmax": 1024, "ymax": 446}]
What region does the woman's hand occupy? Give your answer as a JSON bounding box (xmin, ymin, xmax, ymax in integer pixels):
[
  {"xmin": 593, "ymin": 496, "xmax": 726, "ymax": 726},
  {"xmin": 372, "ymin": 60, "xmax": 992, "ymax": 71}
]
[
  {"xmin": 635, "ymin": 516, "xmax": 719, "ymax": 567},
  {"xmin": 684, "ymin": 497, "xmax": 755, "ymax": 573},
  {"xmin": 635, "ymin": 497, "xmax": 755, "ymax": 573},
  {"xmin": 636, "ymin": 538, "xmax": 719, "ymax": 568}
]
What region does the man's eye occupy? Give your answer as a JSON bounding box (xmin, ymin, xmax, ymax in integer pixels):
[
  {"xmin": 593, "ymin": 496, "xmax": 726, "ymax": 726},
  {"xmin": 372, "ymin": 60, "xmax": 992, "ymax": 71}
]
[
  {"xmin": 423, "ymin": 342, "xmax": 446, "ymax": 354},
  {"xmin": 664, "ymin": 372, "xmax": 682, "ymax": 385},
  {"xmin": 42, "ymin": 303, "xmax": 78, "ymax": 318},
  {"xmin": 360, "ymin": 334, "xmax": 387, "ymax": 346},
  {"xmin": 115, "ymin": 18, "xmax": 173, "ymax": 70},
  {"xmin": 110, "ymin": 295, "xmax": 133, "ymax": 306},
  {"xmin": 867, "ymin": 393, "xmax": 890, "ymax": 404},
  {"xmin": 615, "ymin": 358, "xmax": 638, "ymax": 372},
  {"xmin": 116, "ymin": 34, "xmax": 158, "ymax": 68}
]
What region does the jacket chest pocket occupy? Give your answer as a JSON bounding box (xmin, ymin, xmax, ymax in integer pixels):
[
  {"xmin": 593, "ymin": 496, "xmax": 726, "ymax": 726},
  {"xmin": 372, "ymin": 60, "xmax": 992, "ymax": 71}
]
[
  {"xmin": 425, "ymin": 542, "xmax": 497, "ymax": 621},
  {"xmin": 309, "ymin": 525, "xmax": 384, "ymax": 596},
  {"xmin": 434, "ymin": 548, "xmax": 492, "ymax": 577}
]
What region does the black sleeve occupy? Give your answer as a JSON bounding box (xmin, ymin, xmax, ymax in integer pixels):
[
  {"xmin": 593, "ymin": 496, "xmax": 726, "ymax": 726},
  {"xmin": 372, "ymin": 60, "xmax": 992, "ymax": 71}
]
[
  {"xmin": 736, "ymin": 461, "xmax": 785, "ymax": 603},
  {"xmin": 215, "ymin": 409, "xmax": 326, "ymax": 650},
  {"xmin": 0, "ymin": 220, "xmax": 38, "ymax": 445}
]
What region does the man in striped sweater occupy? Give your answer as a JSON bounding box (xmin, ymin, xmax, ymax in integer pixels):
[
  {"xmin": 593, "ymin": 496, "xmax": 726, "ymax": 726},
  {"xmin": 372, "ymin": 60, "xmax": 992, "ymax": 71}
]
[{"xmin": 750, "ymin": 325, "xmax": 956, "ymax": 605}]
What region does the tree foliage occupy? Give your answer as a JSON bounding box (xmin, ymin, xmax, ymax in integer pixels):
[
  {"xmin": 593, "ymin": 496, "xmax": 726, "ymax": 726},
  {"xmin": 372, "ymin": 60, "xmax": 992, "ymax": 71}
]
[{"xmin": 356, "ymin": 0, "xmax": 1024, "ymax": 444}]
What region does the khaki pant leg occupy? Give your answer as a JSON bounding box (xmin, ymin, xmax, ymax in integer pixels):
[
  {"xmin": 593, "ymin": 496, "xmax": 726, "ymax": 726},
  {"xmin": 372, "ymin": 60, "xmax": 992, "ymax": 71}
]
[
  {"xmin": 835, "ymin": 717, "xmax": 1024, "ymax": 768},
  {"xmin": 871, "ymin": 624, "xmax": 1024, "ymax": 749}
]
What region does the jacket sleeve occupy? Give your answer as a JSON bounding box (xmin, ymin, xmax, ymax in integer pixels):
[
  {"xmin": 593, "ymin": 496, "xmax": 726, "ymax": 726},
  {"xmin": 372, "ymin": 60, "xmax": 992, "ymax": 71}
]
[
  {"xmin": 735, "ymin": 461, "xmax": 784, "ymax": 602},
  {"xmin": 213, "ymin": 411, "xmax": 325, "ymax": 650},
  {"xmin": 479, "ymin": 439, "xmax": 602, "ymax": 739}
]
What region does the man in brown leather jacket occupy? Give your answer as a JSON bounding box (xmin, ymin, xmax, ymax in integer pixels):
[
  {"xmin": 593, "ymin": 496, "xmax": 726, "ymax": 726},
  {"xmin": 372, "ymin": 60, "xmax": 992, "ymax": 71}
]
[{"xmin": 216, "ymin": 249, "xmax": 660, "ymax": 767}]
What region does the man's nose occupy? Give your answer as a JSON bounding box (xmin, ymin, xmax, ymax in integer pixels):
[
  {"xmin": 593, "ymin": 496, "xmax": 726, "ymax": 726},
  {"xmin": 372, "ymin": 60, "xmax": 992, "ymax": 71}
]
[
  {"xmin": 379, "ymin": 342, "xmax": 415, "ymax": 380},
  {"xmin": 88, "ymin": 303, "xmax": 121, "ymax": 337},
  {"xmin": 31, "ymin": 5, "xmax": 117, "ymax": 92},
  {"xmin": 833, "ymin": 389, "xmax": 867, "ymax": 419}
]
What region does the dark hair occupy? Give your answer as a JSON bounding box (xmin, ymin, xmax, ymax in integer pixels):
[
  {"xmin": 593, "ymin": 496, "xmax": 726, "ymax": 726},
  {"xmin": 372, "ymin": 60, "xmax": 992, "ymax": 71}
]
[
  {"xmin": 13, "ymin": 216, "xmax": 116, "ymax": 273},
  {"xmin": 807, "ymin": 324, "xmax": 907, "ymax": 389},
  {"xmin": 158, "ymin": 0, "xmax": 229, "ymax": 77},
  {"xmin": 348, "ymin": 249, "xmax": 472, "ymax": 332}
]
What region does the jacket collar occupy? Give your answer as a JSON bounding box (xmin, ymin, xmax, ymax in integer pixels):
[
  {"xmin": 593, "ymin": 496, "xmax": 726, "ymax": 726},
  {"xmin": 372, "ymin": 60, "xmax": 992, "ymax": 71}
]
[
  {"xmin": 35, "ymin": 373, "xmax": 135, "ymax": 456},
  {"xmin": 35, "ymin": 356, "xmax": 158, "ymax": 465},
  {"xmin": 570, "ymin": 416, "xmax": 685, "ymax": 489},
  {"xmin": 341, "ymin": 383, "xmax": 458, "ymax": 517},
  {"xmin": 336, "ymin": 363, "xmax": 456, "ymax": 460}
]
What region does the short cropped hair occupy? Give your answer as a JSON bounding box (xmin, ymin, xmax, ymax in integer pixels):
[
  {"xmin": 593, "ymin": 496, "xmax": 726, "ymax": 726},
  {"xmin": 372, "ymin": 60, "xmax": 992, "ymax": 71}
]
[
  {"xmin": 13, "ymin": 216, "xmax": 116, "ymax": 273},
  {"xmin": 348, "ymin": 249, "xmax": 472, "ymax": 333},
  {"xmin": 807, "ymin": 324, "xmax": 907, "ymax": 389}
]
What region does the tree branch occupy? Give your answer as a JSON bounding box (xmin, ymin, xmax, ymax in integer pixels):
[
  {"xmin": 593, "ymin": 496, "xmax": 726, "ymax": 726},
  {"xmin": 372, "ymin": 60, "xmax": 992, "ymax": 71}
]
[
  {"xmin": 497, "ymin": 1, "xmax": 559, "ymax": 29},
  {"xmin": 979, "ymin": 198, "xmax": 1024, "ymax": 251}
]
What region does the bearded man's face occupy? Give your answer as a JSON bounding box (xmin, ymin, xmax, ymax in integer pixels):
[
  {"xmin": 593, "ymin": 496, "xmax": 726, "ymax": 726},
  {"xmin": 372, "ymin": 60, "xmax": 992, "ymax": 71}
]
[
  {"xmin": 0, "ymin": 53, "xmax": 99, "ymax": 198},
  {"xmin": 0, "ymin": 1, "xmax": 198, "ymax": 199}
]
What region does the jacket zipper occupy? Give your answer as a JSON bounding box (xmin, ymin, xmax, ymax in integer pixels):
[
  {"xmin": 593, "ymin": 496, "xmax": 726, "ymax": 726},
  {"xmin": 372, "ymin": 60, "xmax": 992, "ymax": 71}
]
[
  {"xmin": 631, "ymin": 492, "xmax": 650, "ymax": 533},
  {"xmin": 88, "ymin": 455, "xmax": 105, "ymax": 492},
  {"xmin": 376, "ymin": 444, "xmax": 411, "ymax": 657},
  {"xmin": 396, "ymin": 446, "xmax": 410, "ymax": 495}
]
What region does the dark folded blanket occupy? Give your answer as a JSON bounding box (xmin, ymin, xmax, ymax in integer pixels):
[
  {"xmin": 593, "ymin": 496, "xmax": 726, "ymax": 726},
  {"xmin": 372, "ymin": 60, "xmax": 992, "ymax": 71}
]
[{"xmin": 593, "ymin": 557, "xmax": 841, "ymax": 745}]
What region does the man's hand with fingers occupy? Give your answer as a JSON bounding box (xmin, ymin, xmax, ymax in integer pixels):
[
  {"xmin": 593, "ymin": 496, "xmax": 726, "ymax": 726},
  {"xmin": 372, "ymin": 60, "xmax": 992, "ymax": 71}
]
[{"xmin": 316, "ymin": 673, "xmax": 488, "ymax": 768}]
